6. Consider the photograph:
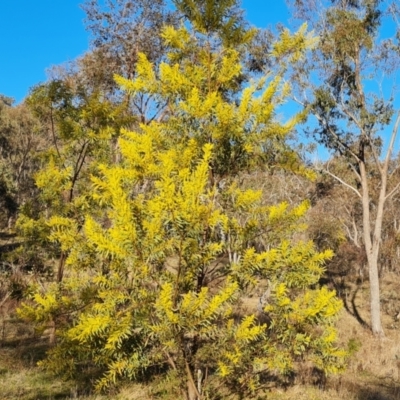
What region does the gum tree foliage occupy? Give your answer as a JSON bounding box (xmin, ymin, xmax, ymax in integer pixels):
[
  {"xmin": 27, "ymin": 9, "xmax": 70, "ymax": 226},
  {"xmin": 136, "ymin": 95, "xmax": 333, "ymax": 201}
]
[
  {"xmin": 288, "ymin": 0, "xmax": 400, "ymax": 336},
  {"xmin": 19, "ymin": 2, "xmax": 346, "ymax": 399},
  {"xmin": 0, "ymin": 96, "xmax": 48, "ymax": 300},
  {"xmin": 80, "ymin": 0, "xmax": 178, "ymax": 106},
  {"xmin": 0, "ymin": 96, "xmax": 45, "ymax": 229}
]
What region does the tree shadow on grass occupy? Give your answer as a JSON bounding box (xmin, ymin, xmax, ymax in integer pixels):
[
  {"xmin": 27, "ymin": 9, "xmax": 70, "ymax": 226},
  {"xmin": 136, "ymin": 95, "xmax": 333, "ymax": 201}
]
[
  {"xmin": 0, "ymin": 318, "xmax": 96, "ymax": 400},
  {"xmin": 0, "ymin": 231, "xmax": 16, "ymax": 240},
  {"xmin": 333, "ymin": 376, "xmax": 400, "ymax": 400},
  {"xmin": 322, "ymin": 270, "xmax": 370, "ymax": 329},
  {"xmin": 347, "ymin": 283, "xmax": 370, "ymax": 329},
  {"xmin": 355, "ymin": 384, "xmax": 400, "ymax": 400},
  {"xmin": 0, "ymin": 231, "xmax": 19, "ymax": 253}
]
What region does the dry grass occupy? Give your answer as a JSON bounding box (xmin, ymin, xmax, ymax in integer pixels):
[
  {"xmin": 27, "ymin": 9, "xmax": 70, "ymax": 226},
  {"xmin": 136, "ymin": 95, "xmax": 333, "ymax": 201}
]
[
  {"xmin": 269, "ymin": 272, "xmax": 400, "ymax": 400},
  {"xmin": 2, "ymin": 273, "xmax": 400, "ymax": 399},
  {"xmin": 0, "ymin": 307, "xmax": 151, "ymax": 400}
]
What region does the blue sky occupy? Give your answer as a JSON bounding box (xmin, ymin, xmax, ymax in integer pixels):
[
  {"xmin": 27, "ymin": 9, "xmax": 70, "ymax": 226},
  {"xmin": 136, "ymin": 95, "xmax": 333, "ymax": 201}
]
[{"xmin": 0, "ymin": 1, "xmax": 290, "ymax": 104}]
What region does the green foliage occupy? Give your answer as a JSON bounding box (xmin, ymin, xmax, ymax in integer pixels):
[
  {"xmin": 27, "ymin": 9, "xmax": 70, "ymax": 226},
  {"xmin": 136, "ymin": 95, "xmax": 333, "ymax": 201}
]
[
  {"xmin": 173, "ymin": 0, "xmax": 254, "ymax": 48},
  {"xmin": 0, "ymin": 96, "xmax": 44, "ymax": 228},
  {"xmin": 307, "ymin": 1, "xmax": 394, "ymax": 155}
]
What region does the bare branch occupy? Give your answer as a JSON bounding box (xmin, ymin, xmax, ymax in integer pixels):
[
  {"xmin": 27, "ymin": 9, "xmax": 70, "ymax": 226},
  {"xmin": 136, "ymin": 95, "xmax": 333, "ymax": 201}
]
[
  {"xmin": 385, "ymin": 181, "xmax": 400, "ymax": 201},
  {"xmin": 384, "ymin": 111, "xmax": 400, "ymax": 169},
  {"xmin": 348, "ymin": 162, "xmax": 362, "ymax": 182},
  {"xmin": 50, "ymin": 107, "xmax": 63, "ymax": 162},
  {"xmin": 368, "ymin": 137, "xmax": 385, "ymax": 175},
  {"xmin": 293, "ymin": 95, "xmax": 355, "ymax": 158},
  {"xmin": 389, "ymin": 161, "xmax": 400, "ymax": 177},
  {"xmin": 343, "ymin": 212, "xmax": 361, "ymax": 248},
  {"xmin": 322, "ymin": 167, "xmax": 362, "ymax": 198}
]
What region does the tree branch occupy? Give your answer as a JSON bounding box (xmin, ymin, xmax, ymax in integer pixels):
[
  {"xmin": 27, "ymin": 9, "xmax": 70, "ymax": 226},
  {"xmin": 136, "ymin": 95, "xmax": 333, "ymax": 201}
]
[
  {"xmin": 322, "ymin": 167, "xmax": 361, "ymax": 198},
  {"xmin": 348, "ymin": 162, "xmax": 362, "ymax": 182},
  {"xmin": 385, "ymin": 181, "xmax": 400, "ymax": 201},
  {"xmin": 384, "ymin": 111, "xmax": 400, "ymax": 169}
]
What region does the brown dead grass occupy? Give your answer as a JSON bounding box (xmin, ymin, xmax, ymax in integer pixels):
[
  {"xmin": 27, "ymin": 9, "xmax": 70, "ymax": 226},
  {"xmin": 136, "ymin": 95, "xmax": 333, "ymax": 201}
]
[
  {"xmin": 2, "ymin": 272, "xmax": 400, "ymax": 399},
  {"xmin": 269, "ymin": 271, "xmax": 400, "ymax": 400}
]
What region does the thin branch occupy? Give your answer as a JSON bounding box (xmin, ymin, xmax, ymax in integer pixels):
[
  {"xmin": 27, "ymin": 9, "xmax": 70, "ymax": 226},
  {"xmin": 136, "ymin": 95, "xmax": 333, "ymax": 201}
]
[
  {"xmin": 50, "ymin": 108, "xmax": 61, "ymax": 159},
  {"xmin": 69, "ymin": 140, "xmax": 90, "ymax": 202},
  {"xmin": 163, "ymin": 349, "xmax": 177, "ymax": 370},
  {"xmin": 348, "ymin": 162, "xmax": 362, "ymax": 182},
  {"xmin": 368, "ymin": 139, "xmax": 384, "ymax": 176},
  {"xmin": 185, "ymin": 359, "xmax": 202, "ymax": 399},
  {"xmin": 384, "ymin": 111, "xmax": 400, "ymax": 169},
  {"xmin": 385, "ymin": 181, "xmax": 400, "ymax": 201},
  {"xmin": 322, "ymin": 167, "xmax": 362, "ymax": 198},
  {"xmin": 132, "ymin": 98, "xmax": 144, "ymax": 117},
  {"xmin": 323, "ymin": 118, "xmax": 361, "ymax": 162},
  {"xmin": 389, "ymin": 162, "xmax": 400, "ymax": 177},
  {"xmin": 343, "ymin": 216, "xmax": 361, "ymax": 248},
  {"xmin": 337, "ymin": 79, "xmax": 373, "ymax": 166},
  {"xmin": 0, "ymin": 291, "xmax": 11, "ymax": 309},
  {"xmin": 293, "ymin": 95, "xmax": 361, "ymax": 162},
  {"xmin": 150, "ymin": 100, "xmax": 169, "ymax": 123}
]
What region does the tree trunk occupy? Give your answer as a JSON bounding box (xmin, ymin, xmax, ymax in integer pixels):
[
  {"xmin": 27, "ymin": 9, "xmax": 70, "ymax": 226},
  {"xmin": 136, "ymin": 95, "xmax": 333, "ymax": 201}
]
[
  {"xmin": 57, "ymin": 251, "xmax": 66, "ymax": 283},
  {"xmin": 187, "ymin": 380, "xmax": 197, "ymax": 400},
  {"xmin": 360, "ymin": 159, "xmax": 384, "ymax": 336},
  {"xmin": 185, "ymin": 359, "xmax": 201, "ymax": 400},
  {"xmin": 367, "ymin": 247, "xmax": 383, "ymax": 335},
  {"xmin": 49, "ymin": 319, "xmax": 56, "ymax": 345}
]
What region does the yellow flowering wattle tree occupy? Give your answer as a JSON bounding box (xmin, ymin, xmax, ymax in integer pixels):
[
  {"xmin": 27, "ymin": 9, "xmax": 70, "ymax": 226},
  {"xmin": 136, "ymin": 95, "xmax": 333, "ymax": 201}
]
[{"xmin": 18, "ymin": 3, "xmax": 346, "ymax": 399}]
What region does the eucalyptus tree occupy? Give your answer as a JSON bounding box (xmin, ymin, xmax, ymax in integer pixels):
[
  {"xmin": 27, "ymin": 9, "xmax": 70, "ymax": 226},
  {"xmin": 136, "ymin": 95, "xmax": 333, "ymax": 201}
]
[
  {"xmin": 0, "ymin": 95, "xmax": 46, "ymax": 229},
  {"xmin": 288, "ymin": 0, "xmax": 400, "ymax": 335},
  {"xmin": 80, "ymin": 0, "xmax": 178, "ymax": 113}
]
